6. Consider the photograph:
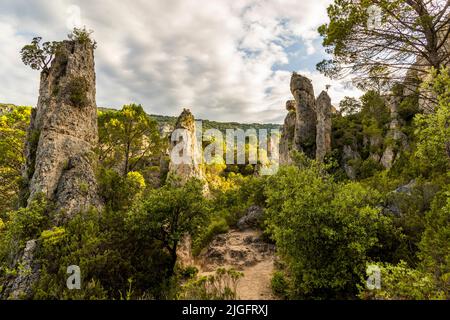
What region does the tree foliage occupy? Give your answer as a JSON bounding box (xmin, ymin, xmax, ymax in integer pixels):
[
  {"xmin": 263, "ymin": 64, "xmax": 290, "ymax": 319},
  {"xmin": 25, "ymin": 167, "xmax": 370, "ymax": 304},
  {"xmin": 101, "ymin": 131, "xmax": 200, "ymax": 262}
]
[
  {"xmin": 414, "ymin": 68, "xmax": 450, "ymax": 174},
  {"xmin": 318, "ymin": 0, "xmax": 450, "ymax": 87},
  {"xmin": 127, "ymin": 178, "xmax": 209, "ymax": 277},
  {"xmin": 20, "ymin": 37, "xmax": 60, "ymax": 73},
  {"xmin": 0, "ymin": 106, "xmax": 31, "ymax": 214},
  {"xmin": 264, "ymin": 161, "xmax": 391, "ymax": 299},
  {"xmin": 98, "ymin": 104, "xmax": 163, "ymax": 176}
]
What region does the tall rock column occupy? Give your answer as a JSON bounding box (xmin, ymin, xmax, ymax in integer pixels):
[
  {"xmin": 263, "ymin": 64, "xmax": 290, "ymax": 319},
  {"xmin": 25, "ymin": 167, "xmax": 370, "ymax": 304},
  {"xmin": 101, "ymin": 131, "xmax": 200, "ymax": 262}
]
[
  {"xmin": 168, "ymin": 108, "xmax": 205, "ymax": 184},
  {"xmin": 279, "ymin": 100, "xmax": 296, "ymax": 164},
  {"xmin": 315, "ymin": 91, "xmax": 332, "ymax": 161},
  {"xmin": 290, "ymin": 72, "xmax": 317, "ymax": 158},
  {"xmin": 2, "ymin": 39, "xmax": 103, "ymax": 300},
  {"xmin": 381, "ymin": 96, "xmax": 408, "ymax": 169},
  {"xmin": 23, "ymin": 40, "xmax": 102, "ymax": 222}
]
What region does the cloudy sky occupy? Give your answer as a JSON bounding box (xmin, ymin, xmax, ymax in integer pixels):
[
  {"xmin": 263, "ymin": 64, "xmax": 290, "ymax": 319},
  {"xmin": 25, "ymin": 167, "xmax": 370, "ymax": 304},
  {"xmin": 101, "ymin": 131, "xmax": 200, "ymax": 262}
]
[{"xmin": 0, "ymin": 0, "xmax": 361, "ymax": 123}]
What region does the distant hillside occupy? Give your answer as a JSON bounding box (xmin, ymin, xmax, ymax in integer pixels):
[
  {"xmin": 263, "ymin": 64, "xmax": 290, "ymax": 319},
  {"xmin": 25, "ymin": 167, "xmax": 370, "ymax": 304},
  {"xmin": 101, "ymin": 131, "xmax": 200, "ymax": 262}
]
[
  {"xmin": 3, "ymin": 103, "xmax": 280, "ymax": 132},
  {"xmin": 99, "ymin": 107, "xmax": 281, "ymax": 132},
  {"xmin": 0, "ymin": 103, "xmax": 23, "ymax": 115}
]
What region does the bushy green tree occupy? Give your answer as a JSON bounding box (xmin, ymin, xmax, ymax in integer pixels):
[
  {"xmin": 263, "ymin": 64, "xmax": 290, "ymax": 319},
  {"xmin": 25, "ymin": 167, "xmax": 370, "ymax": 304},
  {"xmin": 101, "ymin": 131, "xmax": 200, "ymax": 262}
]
[
  {"xmin": 358, "ymin": 261, "xmax": 442, "ymax": 300},
  {"xmin": 0, "ymin": 106, "xmax": 31, "ymax": 214},
  {"xmin": 318, "ymin": 0, "xmax": 449, "ymax": 86},
  {"xmin": 20, "ymin": 37, "xmax": 60, "ymax": 73},
  {"xmin": 265, "ymin": 161, "xmax": 391, "ymax": 299},
  {"xmin": 339, "ymin": 96, "xmax": 361, "ymax": 116},
  {"xmin": 0, "ymin": 195, "xmax": 49, "ymax": 296},
  {"xmin": 414, "ymin": 68, "xmax": 450, "ymax": 174},
  {"xmin": 127, "ymin": 178, "xmax": 209, "ymax": 277},
  {"xmin": 97, "ymin": 168, "xmax": 146, "ymax": 211},
  {"xmin": 98, "ymin": 104, "xmax": 162, "ymax": 176},
  {"xmin": 418, "ymin": 185, "xmax": 450, "ymax": 298}
]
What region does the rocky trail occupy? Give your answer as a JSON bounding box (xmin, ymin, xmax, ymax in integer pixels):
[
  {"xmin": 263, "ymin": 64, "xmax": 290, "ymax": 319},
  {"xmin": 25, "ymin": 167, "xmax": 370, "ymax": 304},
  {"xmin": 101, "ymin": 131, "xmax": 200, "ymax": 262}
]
[{"xmin": 195, "ymin": 228, "xmax": 276, "ymax": 300}]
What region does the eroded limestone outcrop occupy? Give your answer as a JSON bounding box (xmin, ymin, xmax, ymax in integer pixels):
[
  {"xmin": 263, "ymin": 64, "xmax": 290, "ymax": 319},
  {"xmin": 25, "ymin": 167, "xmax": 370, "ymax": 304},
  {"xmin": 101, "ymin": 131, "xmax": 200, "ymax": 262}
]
[
  {"xmin": 279, "ymin": 100, "xmax": 296, "ymax": 164},
  {"xmin": 342, "ymin": 144, "xmax": 361, "ymax": 180},
  {"xmin": 381, "ymin": 96, "xmax": 408, "ymax": 169},
  {"xmin": 280, "ymin": 73, "xmax": 332, "ymax": 163},
  {"xmin": 23, "ymin": 40, "xmax": 102, "ymax": 221},
  {"xmin": 2, "ymin": 39, "xmax": 103, "ymax": 300},
  {"xmin": 315, "ymin": 91, "xmax": 332, "ymax": 162},
  {"xmin": 290, "ymin": 72, "xmax": 317, "ymax": 158},
  {"xmin": 168, "ymin": 108, "xmax": 205, "ymax": 183}
]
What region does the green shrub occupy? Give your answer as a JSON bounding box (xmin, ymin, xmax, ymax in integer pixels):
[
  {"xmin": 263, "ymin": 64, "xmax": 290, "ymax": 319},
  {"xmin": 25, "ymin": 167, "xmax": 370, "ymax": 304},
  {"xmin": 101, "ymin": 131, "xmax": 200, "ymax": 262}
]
[
  {"xmin": 68, "ymin": 27, "xmax": 97, "ymax": 48},
  {"xmin": 65, "ymin": 76, "xmax": 89, "ymax": 108},
  {"xmin": 418, "ymin": 185, "xmax": 450, "ymax": 298},
  {"xmin": 265, "ymin": 163, "xmax": 391, "ymax": 299},
  {"xmin": 178, "ymin": 268, "xmax": 243, "ymax": 300},
  {"xmin": 358, "ymin": 261, "xmax": 443, "ymax": 300},
  {"xmin": 192, "ymin": 218, "xmax": 229, "ymax": 256},
  {"xmin": 398, "ymin": 95, "xmax": 420, "ymax": 122},
  {"xmin": 271, "ymin": 271, "xmax": 289, "ymax": 299}
]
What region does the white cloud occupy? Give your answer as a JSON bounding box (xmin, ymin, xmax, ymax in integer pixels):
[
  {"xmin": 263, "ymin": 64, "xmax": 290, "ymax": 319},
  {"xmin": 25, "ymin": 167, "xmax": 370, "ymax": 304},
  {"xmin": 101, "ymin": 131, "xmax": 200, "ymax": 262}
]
[{"xmin": 0, "ymin": 0, "xmax": 361, "ymax": 123}]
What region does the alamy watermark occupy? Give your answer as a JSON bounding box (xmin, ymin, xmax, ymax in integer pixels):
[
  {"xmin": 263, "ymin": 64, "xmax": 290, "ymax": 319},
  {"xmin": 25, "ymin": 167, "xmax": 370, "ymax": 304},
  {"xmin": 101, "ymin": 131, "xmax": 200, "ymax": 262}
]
[
  {"xmin": 66, "ymin": 4, "xmax": 82, "ymax": 30},
  {"xmin": 66, "ymin": 265, "xmax": 81, "ymax": 290},
  {"xmin": 366, "ymin": 265, "xmax": 381, "ymax": 290},
  {"xmin": 170, "ymin": 120, "xmax": 280, "ymax": 175},
  {"xmin": 367, "ymin": 5, "xmax": 383, "ymax": 30}
]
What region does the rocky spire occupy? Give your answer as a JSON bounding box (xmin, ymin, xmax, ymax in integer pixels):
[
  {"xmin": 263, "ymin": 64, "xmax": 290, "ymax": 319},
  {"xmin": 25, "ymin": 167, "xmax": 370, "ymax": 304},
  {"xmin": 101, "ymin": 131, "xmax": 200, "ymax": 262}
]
[
  {"xmin": 290, "ymin": 72, "xmax": 317, "ymax": 158},
  {"xmin": 168, "ymin": 108, "xmax": 205, "ymax": 183},
  {"xmin": 381, "ymin": 95, "xmax": 408, "ymax": 169},
  {"xmin": 281, "ymin": 73, "xmax": 333, "ymax": 163},
  {"xmin": 279, "ymin": 100, "xmax": 296, "ymax": 164},
  {"xmin": 315, "ymin": 91, "xmax": 332, "ymax": 161},
  {"xmin": 2, "ymin": 38, "xmax": 103, "ymax": 300},
  {"xmin": 23, "ymin": 39, "xmax": 102, "ymax": 222}
]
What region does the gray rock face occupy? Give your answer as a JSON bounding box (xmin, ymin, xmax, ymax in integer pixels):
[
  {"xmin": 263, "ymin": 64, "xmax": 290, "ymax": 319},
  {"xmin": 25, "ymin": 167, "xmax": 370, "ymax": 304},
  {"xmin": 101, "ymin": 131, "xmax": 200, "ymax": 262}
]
[
  {"xmin": 3, "ymin": 40, "xmax": 103, "ymax": 300},
  {"xmin": 381, "ymin": 96, "xmax": 408, "ymax": 169},
  {"xmin": 2, "ymin": 240, "xmax": 39, "ymax": 299},
  {"xmin": 290, "ymin": 73, "xmax": 317, "ymax": 158},
  {"xmin": 280, "ymin": 74, "xmax": 333, "ymax": 163},
  {"xmin": 168, "ymin": 108, "xmax": 205, "ymax": 184},
  {"xmin": 383, "ymin": 179, "xmax": 417, "ymax": 216},
  {"xmin": 315, "ymin": 91, "xmax": 332, "ymax": 161},
  {"xmin": 198, "ymin": 229, "xmax": 275, "ymax": 272},
  {"xmin": 343, "ymin": 145, "xmax": 360, "ymax": 180},
  {"xmin": 23, "ymin": 40, "xmax": 102, "ymax": 221},
  {"xmin": 237, "ymin": 205, "xmax": 264, "ymax": 231},
  {"xmin": 279, "ymin": 100, "xmax": 296, "ymax": 164}
]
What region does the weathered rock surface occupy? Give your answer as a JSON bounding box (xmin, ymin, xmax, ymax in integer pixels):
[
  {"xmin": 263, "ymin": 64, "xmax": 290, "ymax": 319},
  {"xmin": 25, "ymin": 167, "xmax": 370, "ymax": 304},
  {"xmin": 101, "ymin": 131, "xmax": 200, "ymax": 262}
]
[
  {"xmin": 168, "ymin": 108, "xmax": 205, "ymax": 183},
  {"xmin": 343, "ymin": 144, "xmax": 360, "ymax": 180},
  {"xmin": 237, "ymin": 205, "xmax": 264, "ymax": 231},
  {"xmin": 315, "ymin": 91, "xmax": 332, "ymax": 161},
  {"xmin": 195, "ymin": 229, "xmax": 276, "ymax": 299},
  {"xmin": 23, "ymin": 40, "xmax": 102, "ymax": 221},
  {"xmin": 280, "ymin": 74, "xmax": 333, "ymax": 163},
  {"xmin": 3, "ymin": 39, "xmax": 103, "ymax": 300},
  {"xmin": 383, "ymin": 179, "xmax": 418, "ymax": 216},
  {"xmin": 290, "ymin": 72, "xmax": 317, "ymax": 158},
  {"xmin": 381, "ymin": 96, "xmax": 408, "ymax": 169},
  {"xmin": 279, "ymin": 100, "xmax": 296, "ymax": 164},
  {"xmin": 2, "ymin": 240, "xmax": 39, "ymax": 299}
]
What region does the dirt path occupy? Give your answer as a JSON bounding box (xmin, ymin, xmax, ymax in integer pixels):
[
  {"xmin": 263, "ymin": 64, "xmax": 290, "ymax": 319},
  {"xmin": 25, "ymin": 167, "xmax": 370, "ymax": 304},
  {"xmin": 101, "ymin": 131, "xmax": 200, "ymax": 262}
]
[{"xmin": 195, "ymin": 229, "xmax": 276, "ymax": 300}]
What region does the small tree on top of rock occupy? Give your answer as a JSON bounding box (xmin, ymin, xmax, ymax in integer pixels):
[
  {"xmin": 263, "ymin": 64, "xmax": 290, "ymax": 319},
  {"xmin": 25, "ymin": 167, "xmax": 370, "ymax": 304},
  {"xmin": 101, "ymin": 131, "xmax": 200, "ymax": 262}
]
[
  {"xmin": 20, "ymin": 37, "xmax": 60, "ymax": 73},
  {"xmin": 20, "ymin": 27, "xmax": 97, "ymax": 73},
  {"xmin": 68, "ymin": 27, "xmax": 97, "ymax": 49}
]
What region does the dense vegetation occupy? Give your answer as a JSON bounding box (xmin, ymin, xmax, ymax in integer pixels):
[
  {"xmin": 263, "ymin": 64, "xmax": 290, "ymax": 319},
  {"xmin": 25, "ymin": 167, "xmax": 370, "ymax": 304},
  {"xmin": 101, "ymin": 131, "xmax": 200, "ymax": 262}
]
[
  {"xmin": 0, "ymin": 68, "xmax": 448, "ymax": 299},
  {"xmin": 0, "ymin": 3, "xmax": 449, "ymax": 300}
]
